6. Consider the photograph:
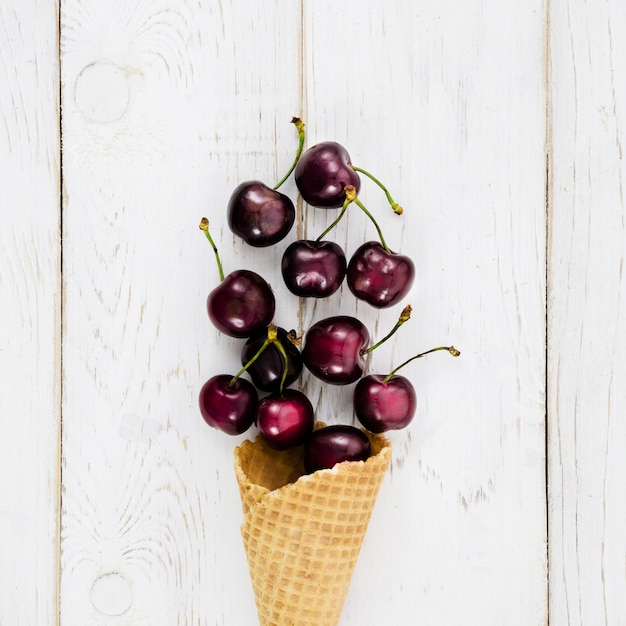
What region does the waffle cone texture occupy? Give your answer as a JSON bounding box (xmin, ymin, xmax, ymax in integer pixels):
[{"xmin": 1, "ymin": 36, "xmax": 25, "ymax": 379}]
[{"xmin": 234, "ymin": 427, "xmax": 391, "ymax": 626}]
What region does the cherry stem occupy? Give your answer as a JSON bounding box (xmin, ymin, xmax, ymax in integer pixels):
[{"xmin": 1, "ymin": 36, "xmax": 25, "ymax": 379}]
[
  {"xmin": 315, "ymin": 192, "xmax": 353, "ymax": 242},
  {"xmin": 352, "ymin": 196, "xmax": 391, "ymax": 253},
  {"xmin": 384, "ymin": 346, "xmax": 460, "ymax": 382},
  {"xmin": 273, "ymin": 339, "xmax": 290, "ymax": 397},
  {"xmin": 274, "ymin": 117, "xmax": 306, "ymax": 190},
  {"xmin": 228, "ymin": 324, "xmax": 285, "ymax": 389},
  {"xmin": 361, "ymin": 305, "xmax": 412, "ymax": 356},
  {"xmin": 199, "ymin": 217, "xmax": 224, "ymax": 282},
  {"xmin": 350, "ymin": 165, "xmax": 403, "ymax": 215},
  {"xmin": 229, "ymin": 339, "xmax": 271, "ymax": 388}
]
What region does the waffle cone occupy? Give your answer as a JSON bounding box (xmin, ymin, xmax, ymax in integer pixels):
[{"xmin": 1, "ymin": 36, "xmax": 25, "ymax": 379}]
[{"xmin": 234, "ymin": 425, "xmax": 391, "ymax": 626}]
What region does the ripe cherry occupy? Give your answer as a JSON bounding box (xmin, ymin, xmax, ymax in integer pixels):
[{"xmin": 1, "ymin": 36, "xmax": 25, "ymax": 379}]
[
  {"xmin": 280, "ymin": 191, "xmax": 354, "ymax": 298},
  {"xmin": 302, "ymin": 316, "xmax": 369, "ymax": 385},
  {"xmin": 198, "ymin": 374, "xmax": 258, "ymax": 435},
  {"xmin": 257, "ymin": 389, "xmax": 314, "ymax": 450},
  {"xmin": 295, "ymin": 139, "xmax": 405, "ymax": 215},
  {"xmin": 303, "ymin": 425, "xmax": 371, "ymax": 473},
  {"xmin": 294, "ymin": 141, "xmax": 361, "ymax": 208},
  {"xmin": 281, "ymin": 239, "xmax": 346, "ymax": 298},
  {"xmin": 200, "ymin": 218, "xmax": 275, "ymax": 338},
  {"xmin": 227, "ymin": 118, "xmax": 304, "ymax": 246},
  {"xmin": 322, "ymin": 187, "xmax": 413, "ymax": 309},
  {"xmin": 241, "ymin": 326, "xmax": 303, "ymax": 392},
  {"xmin": 227, "ymin": 182, "xmax": 295, "ymax": 247},
  {"xmin": 354, "ymin": 346, "xmax": 460, "ymax": 433},
  {"xmin": 302, "ymin": 305, "xmax": 412, "ymax": 385},
  {"xmin": 347, "ymin": 241, "xmax": 415, "ymax": 308},
  {"xmin": 353, "ymin": 375, "xmax": 416, "ymax": 433}
]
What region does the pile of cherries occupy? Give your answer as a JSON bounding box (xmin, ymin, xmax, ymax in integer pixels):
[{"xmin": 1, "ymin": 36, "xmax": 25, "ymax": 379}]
[{"xmin": 198, "ymin": 118, "xmax": 458, "ymax": 473}]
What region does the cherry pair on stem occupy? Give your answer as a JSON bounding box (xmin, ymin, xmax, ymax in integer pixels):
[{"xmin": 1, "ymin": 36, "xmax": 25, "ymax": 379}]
[
  {"xmin": 198, "ymin": 321, "xmax": 371, "ymax": 474},
  {"xmin": 282, "ymin": 184, "xmax": 415, "ymax": 307},
  {"xmin": 286, "ymin": 138, "xmax": 414, "ymax": 309},
  {"xmin": 199, "ymin": 323, "xmax": 374, "ymax": 469},
  {"xmin": 199, "ymin": 324, "xmax": 313, "ymax": 450}
]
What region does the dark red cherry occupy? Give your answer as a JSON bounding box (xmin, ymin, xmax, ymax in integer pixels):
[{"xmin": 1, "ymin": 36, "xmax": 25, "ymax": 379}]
[
  {"xmin": 227, "ymin": 181, "xmax": 295, "ymax": 247},
  {"xmin": 354, "ymin": 374, "xmax": 416, "ymax": 433},
  {"xmin": 198, "ymin": 375, "xmax": 258, "ymax": 435},
  {"xmin": 256, "ymin": 389, "xmax": 315, "ymax": 450},
  {"xmin": 302, "ymin": 316, "xmax": 369, "ymax": 385},
  {"xmin": 241, "ymin": 326, "xmax": 303, "ymax": 392},
  {"xmin": 354, "ymin": 346, "xmax": 460, "ymax": 432},
  {"xmin": 281, "ymin": 240, "xmax": 347, "ymax": 298},
  {"xmin": 294, "ymin": 142, "xmax": 361, "ymax": 208},
  {"xmin": 207, "ymin": 269, "xmax": 275, "ymax": 338},
  {"xmin": 347, "ymin": 241, "xmax": 415, "ymax": 309},
  {"xmin": 303, "ymin": 425, "xmax": 371, "ymax": 473}
]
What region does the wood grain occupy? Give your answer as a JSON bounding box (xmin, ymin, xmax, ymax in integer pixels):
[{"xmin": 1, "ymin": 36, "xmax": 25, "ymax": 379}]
[
  {"xmin": 59, "ymin": 0, "xmax": 300, "ymax": 623},
  {"xmin": 0, "ymin": 1, "xmax": 61, "ymax": 624},
  {"xmin": 548, "ymin": 1, "xmax": 626, "ymax": 624}
]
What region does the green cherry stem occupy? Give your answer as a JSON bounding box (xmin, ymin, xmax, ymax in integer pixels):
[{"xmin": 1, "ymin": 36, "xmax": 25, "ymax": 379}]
[
  {"xmin": 228, "ymin": 337, "xmax": 272, "ymax": 388},
  {"xmin": 314, "ymin": 186, "xmax": 392, "ymax": 251},
  {"xmin": 314, "ymin": 188, "xmax": 355, "ymax": 242},
  {"xmin": 352, "ymin": 196, "xmax": 391, "ymax": 253},
  {"xmin": 274, "ymin": 117, "xmax": 306, "ymax": 190},
  {"xmin": 349, "ymin": 164, "xmax": 403, "ymax": 215},
  {"xmin": 199, "ymin": 217, "xmax": 224, "ymax": 282},
  {"xmin": 383, "ymin": 346, "xmax": 461, "ymax": 383},
  {"xmin": 273, "ymin": 338, "xmax": 290, "ymax": 397},
  {"xmin": 361, "ymin": 305, "xmax": 412, "ymax": 356}
]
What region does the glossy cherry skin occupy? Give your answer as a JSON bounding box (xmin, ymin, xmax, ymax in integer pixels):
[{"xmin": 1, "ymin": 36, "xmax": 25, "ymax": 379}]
[
  {"xmin": 347, "ymin": 241, "xmax": 415, "ymax": 309},
  {"xmin": 207, "ymin": 269, "xmax": 275, "ymax": 338},
  {"xmin": 227, "ymin": 181, "xmax": 295, "ymax": 247},
  {"xmin": 294, "ymin": 142, "xmax": 361, "ymax": 208},
  {"xmin": 256, "ymin": 389, "xmax": 315, "ymax": 450},
  {"xmin": 198, "ymin": 375, "xmax": 258, "ymax": 435},
  {"xmin": 302, "ymin": 316, "xmax": 370, "ymax": 385},
  {"xmin": 354, "ymin": 374, "xmax": 417, "ymax": 433},
  {"xmin": 303, "ymin": 425, "xmax": 371, "ymax": 473},
  {"xmin": 240, "ymin": 326, "xmax": 303, "ymax": 392},
  {"xmin": 281, "ymin": 240, "xmax": 347, "ymax": 298}
]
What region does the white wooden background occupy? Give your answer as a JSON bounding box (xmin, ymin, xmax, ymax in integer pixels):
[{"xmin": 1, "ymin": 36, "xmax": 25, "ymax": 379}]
[{"xmin": 1, "ymin": 0, "xmax": 624, "ymax": 624}]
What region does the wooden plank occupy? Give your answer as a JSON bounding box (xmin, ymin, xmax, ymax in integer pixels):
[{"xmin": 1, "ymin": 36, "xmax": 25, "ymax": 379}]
[
  {"xmin": 59, "ymin": 0, "xmax": 300, "ymax": 623},
  {"xmin": 0, "ymin": 0, "xmax": 61, "ymax": 624},
  {"xmin": 300, "ymin": 1, "xmax": 548, "ymax": 623},
  {"xmin": 548, "ymin": 1, "xmax": 626, "ymax": 624}
]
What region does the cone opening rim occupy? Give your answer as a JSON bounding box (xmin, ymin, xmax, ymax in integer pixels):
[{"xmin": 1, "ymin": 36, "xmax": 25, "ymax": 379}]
[{"xmin": 234, "ymin": 428, "xmax": 392, "ymax": 504}]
